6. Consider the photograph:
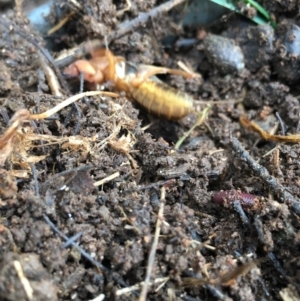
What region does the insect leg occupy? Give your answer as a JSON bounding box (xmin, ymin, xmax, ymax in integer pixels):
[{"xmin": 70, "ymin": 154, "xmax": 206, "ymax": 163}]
[
  {"xmin": 104, "ymin": 49, "xmax": 121, "ymax": 81},
  {"xmin": 131, "ymin": 64, "xmax": 200, "ymax": 86}
]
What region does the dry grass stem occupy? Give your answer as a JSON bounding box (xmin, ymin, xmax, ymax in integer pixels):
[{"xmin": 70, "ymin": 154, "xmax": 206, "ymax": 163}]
[
  {"xmin": 109, "ymin": 133, "xmax": 138, "ymax": 169},
  {"xmin": 88, "ymin": 293, "xmax": 105, "ymax": 301},
  {"xmin": 56, "ymin": 0, "xmax": 188, "ymax": 68},
  {"xmin": 30, "ymin": 91, "xmax": 118, "ymax": 119},
  {"xmin": 117, "ymin": 205, "xmax": 141, "ymax": 235},
  {"xmin": 0, "ymin": 91, "xmax": 120, "ymax": 167},
  {"xmin": 115, "ymin": 277, "xmax": 169, "ymax": 296},
  {"xmin": 0, "ymin": 110, "xmax": 30, "ymax": 166},
  {"xmin": 13, "ymin": 260, "xmax": 33, "ymax": 300},
  {"xmin": 93, "ymin": 171, "xmax": 120, "ymax": 187},
  {"xmin": 240, "ymin": 115, "xmax": 300, "ymax": 142},
  {"xmin": 48, "ymin": 12, "xmax": 76, "ymax": 35},
  {"xmin": 38, "ymin": 53, "xmax": 62, "ymax": 96},
  {"xmin": 139, "ymin": 186, "xmax": 166, "ymax": 301}
]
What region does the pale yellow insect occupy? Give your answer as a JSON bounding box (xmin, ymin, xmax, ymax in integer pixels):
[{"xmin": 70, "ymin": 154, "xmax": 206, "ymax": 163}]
[{"xmin": 64, "ymin": 48, "xmax": 200, "ymax": 120}]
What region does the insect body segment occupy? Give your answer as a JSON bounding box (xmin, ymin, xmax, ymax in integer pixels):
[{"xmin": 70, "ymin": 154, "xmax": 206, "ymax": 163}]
[
  {"xmin": 64, "ymin": 49, "xmax": 199, "ymax": 120},
  {"xmin": 129, "ymin": 80, "xmax": 194, "ymax": 120}
]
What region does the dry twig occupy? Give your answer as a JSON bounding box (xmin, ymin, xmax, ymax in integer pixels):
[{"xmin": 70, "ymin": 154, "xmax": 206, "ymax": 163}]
[
  {"xmin": 139, "ymin": 186, "xmax": 166, "ymax": 301},
  {"xmin": 88, "ymin": 294, "xmax": 105, "ymax": 301},
  {"xmin": 93, "ymin": 171, "xmax": 120, "ymax": 187},
  {"xmin": 56, "ymin": 0, "xmax": 188, "ymax": 68},
  {"xmin": 48, "ymin": 12, "xmax": 76, "ymax": 35},
  {"xmin": 116, "ymin": 277, "xmax": 169, "ymax": 296},
  {"xmin": 110, "ymin": 0, "xmax": 187, "ymax": 41},
  {"xmin": 0, "ymin": 110, "xmax": 30, "ymax": 166},
  {"xmin": 240, "ymin": 115, "xmax": 300, "ymax": 142},
  {"xmin": 30, "ymin": 91, "xmax": 118, "ymax": 119},
  {"xmin": 117, "ymin": 205, "xmax": 141, "ymax": 235},
  {"xmin": 230, "ymin": 136, "xmax": 300, "ymax": 215},
  {"xmin": 0, "ymin": 92, "xmax": 118, "ymax": 167},
  {"xmin": 38, "ymin": 53, "xmax": 62, "ymax": 96},
  {"xmin": 181, "ymin": 260, "xmax": 257, "ymax": 288},
  {"xmin": 13, "ymin": 261, "xmax": 33, "ymax": 300}
]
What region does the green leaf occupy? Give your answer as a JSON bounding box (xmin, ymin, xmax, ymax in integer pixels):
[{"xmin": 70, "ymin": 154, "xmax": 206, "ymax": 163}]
[{"xmin": 209, "ymin": 0, "xmax": 276, "ymax": 28}]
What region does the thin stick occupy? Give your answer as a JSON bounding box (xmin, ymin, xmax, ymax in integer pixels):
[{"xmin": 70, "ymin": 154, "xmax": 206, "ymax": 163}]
[
  {"xmin": 116, "ymin": 277, "xmax": 169, "ymax": 296},
  {"xmin": 175, "ymin": 105, "xmax": 210, "ymax": 149},
  {"xmin": 139, "ymin": 187, "xmax": 166, "ymax": 301},
  {"xmin": 111, "ymin": 0, "xmax": 186, "ymax": 40},
  {"xmin": 61, "ymin": 232, "xmax": 83, "ymax": 249},
  {"xmin": 117, "ymin": 205, "xmax": 141, "ymax": 235},
  {"xmin": 274, "ymin": 112, "xmax": 286, "ymax": 136},
  {"xmin": 30, "ymin": 91, "xmax": 118, "ymax": 120},
  {"xmin": 88, "ymin": 294, "xmax": 105, "ymax": 301},
  {"xmin": 230, "ymin": 136, "xmax": 300, "ymax": 215},
  {"xmin": 48, "ymin": 11, "xmax": 76, "ymax": 35},
  {"xmin": 56, "ymin": 0, "xmax": 188, "ymax": 68},
  {"xmin": 93, "ymin": 171, "xmax": 120, "ymax": 187},
  {"xmin": 262, "ymin": 146, "xmax": 278, "ymax": 158},
  {"xmin": 38, "ymin": 53, "xmax": 62, "ymax": 96},
  {"xmin": 13, "ymin": 261, "xmax": 33, "ymax": 300},
  {"xmin": 0, "ymin": 110, "xmax": 30, "ymax": 149},
  {"xmin": 44, "ymin": 214, "xmax": 131, "ymax": 290},
  {"xmin": 43, "ymin": 215, "xmax": 108, "ymax": 272},
  {"xmin": 240, "ymin": 115, "xmax": 300, "ymax": 142}
]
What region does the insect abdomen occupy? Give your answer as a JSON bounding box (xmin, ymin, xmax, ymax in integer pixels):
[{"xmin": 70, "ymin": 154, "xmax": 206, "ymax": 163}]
[{"xmin": 129, "ymin": 81, "xmax": 194, "ymax": 120}]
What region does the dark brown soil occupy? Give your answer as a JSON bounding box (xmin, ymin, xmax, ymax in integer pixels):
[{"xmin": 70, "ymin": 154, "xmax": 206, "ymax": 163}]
[{"xmin": 0, "ymin": 0, "xmax": 300, "ymax": 300}]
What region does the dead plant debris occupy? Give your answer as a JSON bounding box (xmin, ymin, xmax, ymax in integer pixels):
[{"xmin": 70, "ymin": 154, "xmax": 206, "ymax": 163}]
[{"xmin": 0, "ymin": 0, "xmax": 300, "ymax": 300}]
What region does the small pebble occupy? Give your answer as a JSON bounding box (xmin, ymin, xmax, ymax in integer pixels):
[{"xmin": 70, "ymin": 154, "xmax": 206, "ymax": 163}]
[{"xmin": 203, "ymin": 34, "xmax": 245, "ymax": 74}]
